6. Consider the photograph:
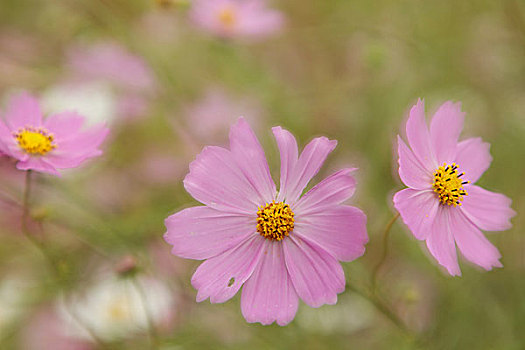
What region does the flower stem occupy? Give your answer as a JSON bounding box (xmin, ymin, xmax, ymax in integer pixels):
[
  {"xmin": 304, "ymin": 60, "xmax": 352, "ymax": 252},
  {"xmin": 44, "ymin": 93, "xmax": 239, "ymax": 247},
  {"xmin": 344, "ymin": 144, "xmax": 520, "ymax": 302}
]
[
  {"xmin": 347, "ymin": 283, "xmax": 418, "ymax": 342},
  {"xmin": 21, "ymin": 170, "xmax": 58, "ymax": 275},
  {"xmin": 132, "ymin": 277, "xmax": 159, "ymax": 349},
  {"xmin": 370, "ymin": 212, "xmax": 400, "ymax": 292}
]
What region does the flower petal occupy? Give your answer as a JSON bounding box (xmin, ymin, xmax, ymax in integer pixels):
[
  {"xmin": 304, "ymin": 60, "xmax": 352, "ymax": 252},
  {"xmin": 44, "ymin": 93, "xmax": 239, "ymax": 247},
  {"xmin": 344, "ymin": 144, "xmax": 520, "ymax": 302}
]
[
  {"xmin": 460, "ymin": 185, "xmax": 516, "ymax": 232},
  {"xmin": 229, "ymin": 118, "xmax": 276, "ymax": 204},
  {"xmin": 397, "ymin": 136, "xmax": 432, "ymax": 190},
  {"xmin": 164, "ymin": 206, "xmax": 256, "ymax": 260},
  {"xmin": 450, "ymin": 208, "xmax": 502, "ymax": 271},
  {"xmin": 44, "ymin": 152, "xmax": 102, "ymax": 169},
  {"xmin": 241, "ymin": 240, "xmax": 298, "ymax": 326},
  {"xmin": 293, "ymin": 168, "xmax": 357, "ymax": 215},
  {"xmin": 425, "ymin": 206, "xmax": 461, "ymax": 276},
  {"xmin": 283, "ymin": 236, "xmax": 345, "ymax": 307},
  {"xmin": 430, "ymin": 101, "xmax": 465, "ymax": 165},
  {"xmin": 272, "ymin": 126, "xmax": 298, "ymax": 202},
  {"xmin": 43, "ymin": 123, "xmax": 108, "ymax": 170},
  {"xmin": 285, "ymin": 136, "xmax": 337, "ymax": 205},
  {"xmin": 16, "ymin": 157, "xmax": 60, "ymax": 176},
  {"xmin": 0, "ymin": 121, "xmax": 26, "ymax": 160},
  {"xmin": 394, "ymin": 189, "xmax": 439, "ymax": 240},
  {"xmin": 454, "ymin": 137, "xmax": 492, "ymax": 184},
  {"xmin": 4, "ymin": 92, "xmax": 43, "ymax": 130},
  {"xmin": 405, "ymin": 99, "xmax": 437, "ymax": 171},
  {"xmin": 191, "ymin": 235, "xmax": 264, "ymax": 304},
  {"xmin": 55, "ymin": 123, "xmax": 108, "ymax": 154},
  {"xmin": 43, "ymin": 111, "xmax": 85, "ymax": 142},
  {"xmin": 184, "ymin": 146, "xmax": 263, "ymax": 214},
  {"xmin": 294, "ymin": 205, "xmax": 367, "ymax": 262}
]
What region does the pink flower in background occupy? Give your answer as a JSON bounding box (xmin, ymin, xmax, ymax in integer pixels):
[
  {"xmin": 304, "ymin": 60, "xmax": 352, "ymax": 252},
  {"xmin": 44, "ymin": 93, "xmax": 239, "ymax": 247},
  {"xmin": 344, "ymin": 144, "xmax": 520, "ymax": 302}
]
[
  {"xmin": 66, "ymin": 42, "xmax": 155, "ymax": 91},
  {"xmin": 393, "ymin": 99, "xmax": 516, "ymax": 276},
  {"xmin": 0, "ymin": 92, "xmax": 109, "ymax": 176},
  {"xmin": 22, "ymin": 307, "xmax": 93, "ymax": 350},
  {"xmin": 164, "ymin": 118, "xmax": 367, "ymax": 326},
  {"xmin": 190, "ymin": 0, "xmax": 284, "ymax": 40},
  {"xmin": 43, "ymin": 42, "xmax": 156, "ymax": 124},
  {"xmin": 182, "ymin": 88, "xmax": 263, "ymax": 143}
]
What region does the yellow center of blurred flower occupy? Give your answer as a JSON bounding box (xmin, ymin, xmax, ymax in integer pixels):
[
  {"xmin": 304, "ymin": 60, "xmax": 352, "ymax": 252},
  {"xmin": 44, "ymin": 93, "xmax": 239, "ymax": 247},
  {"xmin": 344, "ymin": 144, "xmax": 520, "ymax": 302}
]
[
  {"xmin": 432, "ymin": 162, "xmax": 469, "ymax": 206},
  {"xmin": 14, "ymin": 127, "xmax": 56, "ymax": 155},
  {"xmin": 107, "ymin": 298, "xmax": 131, "ymax": 321},
  {"xmin": 218, "ymin": 7, "xmax": 236, "ymax": 28},
  {"xmin": 256, "ymin": 201, "xmax": 295, "ymax": 241}
]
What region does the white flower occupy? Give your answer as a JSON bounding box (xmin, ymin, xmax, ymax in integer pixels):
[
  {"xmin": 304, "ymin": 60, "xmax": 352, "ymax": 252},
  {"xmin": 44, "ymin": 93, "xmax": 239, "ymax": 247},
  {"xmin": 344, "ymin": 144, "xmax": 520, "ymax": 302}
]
[
  {"xmin": 0, "ymin": 276, "xmax": 31, "ymax": 337},
  {"xmin": 58, "ymin": 276, "xmax": 174, "ymax": 342},
  {"xmin": 41, "ymin": 82, "xmax": 117, "ymax": 126}
]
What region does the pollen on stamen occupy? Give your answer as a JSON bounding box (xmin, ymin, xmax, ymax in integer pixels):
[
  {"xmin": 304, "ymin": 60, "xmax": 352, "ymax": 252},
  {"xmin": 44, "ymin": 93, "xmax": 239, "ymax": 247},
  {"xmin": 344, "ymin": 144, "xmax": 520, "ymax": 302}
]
[
  {"xmin": 256, "ymin": 201, "xmax": 295, "ymax": 241},
  {"xmin": 218, "ymin": 6, "xmax": 236, "ymax": 28},
  {"xmin": 14, "ymin": 126, "xmax": 56, "ymax": 155},
  {"xmin": 432, "ymin": 162, "xmax": 469, "ymax": 207}
]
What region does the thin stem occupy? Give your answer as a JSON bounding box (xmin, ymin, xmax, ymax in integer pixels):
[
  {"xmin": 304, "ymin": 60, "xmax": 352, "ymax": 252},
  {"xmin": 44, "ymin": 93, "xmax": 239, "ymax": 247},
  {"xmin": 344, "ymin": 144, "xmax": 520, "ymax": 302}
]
[
  {"xmin": 132, "ymin": 277, "xmax": 159, "ymax": 349},
  {"xmin": 21, "ymin": 171, "xmax": 58, "ymax": 275},
  {"xmin": 347, "ymin": 283, "xmax": 416, "ymax": 342},
  {"xmin": 63, "ymin": 296, "xmax": 107, "ymax": 348},
  {"xmin": 371, "ymin": 212, "xmax": 400, "ymax": 292},
  {"xmin": 22, "ymin": 170, "xmax": 32, "ymax": 225}
]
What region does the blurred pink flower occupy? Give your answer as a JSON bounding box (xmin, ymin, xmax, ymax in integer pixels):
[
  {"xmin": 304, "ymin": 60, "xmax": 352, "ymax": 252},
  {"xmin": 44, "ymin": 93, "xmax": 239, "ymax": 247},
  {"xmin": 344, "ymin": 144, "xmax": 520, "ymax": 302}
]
[
  {"xmin": 83, "ymin": 169, "xmax": 133, "ymax": 211},
  {"xmin": 136, "ymin": 150, "xmax": 184, "ymax": 186},
  {"xmin": 22, "ymin": 307, "xmax": 93, "ymax": 350},
  {"xmin": 0, "ymin": 92, "xmax": 109, "ymax": 176},
  {"xmin": 66, "ymin": 42, "xmax": 155, "ymax": 91},
  {"xmin": 190, "ymin": 0, "xmax": 284, "ymax": 40},
  {"xmin": 43, "ymin": 42, "xmax": 156, "ymax": 124},
  {"xmin": 182, "ymin": 88, "xmax": 263, "ymax": 144},
  {"xmin": 393, "ymin": 99, "xmax": 516, "ymax": 276},
  {"xmin": 164, "ymin": 118, "xmax": 368, "ymax": 326}
]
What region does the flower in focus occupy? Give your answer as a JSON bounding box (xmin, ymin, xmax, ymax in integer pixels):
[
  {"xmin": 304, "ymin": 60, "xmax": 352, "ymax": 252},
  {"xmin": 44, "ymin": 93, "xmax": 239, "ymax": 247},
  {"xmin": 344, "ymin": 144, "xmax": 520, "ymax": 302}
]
[
  {"xmin": 164, "ymin": 118, "xmax": 368, "ymax": 325},
  {"xmin": 57, "ymin": 275, "xmax": 174, "ymax": 342},
  {"xmin": 0, "ymin": 92, "xmax": 109, "ymax": 176},
  {"xmin": 393, "ymin": 99, "xmax": 516, "ymax": 275},
  {"xmin": 190, "ymin": 0, "xmax": 284, "ymax": 40}
]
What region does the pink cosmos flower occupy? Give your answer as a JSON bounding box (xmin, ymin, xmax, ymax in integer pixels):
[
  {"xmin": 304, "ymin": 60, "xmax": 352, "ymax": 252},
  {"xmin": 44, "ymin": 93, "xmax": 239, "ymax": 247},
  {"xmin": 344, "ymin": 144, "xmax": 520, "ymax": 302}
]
[
  {"xmin": 66, "ymin": 42, "xmax": 155, "ymax": 92},
  {"xmin": 393, "ymin": 99, "xmax": 516, "ymax": 276},
  {"xmin": 164, "ymin": 118, "xmax": 368, "ymax": 326},
  {"xmin": 190, "ymin": 0, "xmax": 284, "ymax": 40},
  {"xmin": 0, "ymin": 92, "xmax": 109, "ymax": 176}
]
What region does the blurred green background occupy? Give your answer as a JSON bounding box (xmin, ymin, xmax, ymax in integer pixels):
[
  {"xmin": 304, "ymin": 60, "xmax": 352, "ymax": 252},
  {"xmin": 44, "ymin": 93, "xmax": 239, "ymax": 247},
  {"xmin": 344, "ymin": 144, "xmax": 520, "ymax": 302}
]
[{"xmin": 0, "ymin": 0, "xmax": 524, "ymax": 349}]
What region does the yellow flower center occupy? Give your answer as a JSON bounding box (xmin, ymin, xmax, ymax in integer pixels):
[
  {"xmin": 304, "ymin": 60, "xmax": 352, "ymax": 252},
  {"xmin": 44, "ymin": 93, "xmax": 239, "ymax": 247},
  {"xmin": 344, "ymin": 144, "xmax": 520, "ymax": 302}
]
[
  {"xmin": 218, "ymin": 6, "xmax": 236, "ymax": 28},
  {"xmin": 256, "ymin": 201, "xmax": 295, "ymax": 241},
  {"xmin": 14, "ymin": 127, "xmax": 56, "ymax": 155},
  {"xmin": 432, "ymin": 162, "xmax": 469, "ymax": 207},
  {"xmin": 107, "ymin": 298, "xmax": 131, "ymax": 322}
]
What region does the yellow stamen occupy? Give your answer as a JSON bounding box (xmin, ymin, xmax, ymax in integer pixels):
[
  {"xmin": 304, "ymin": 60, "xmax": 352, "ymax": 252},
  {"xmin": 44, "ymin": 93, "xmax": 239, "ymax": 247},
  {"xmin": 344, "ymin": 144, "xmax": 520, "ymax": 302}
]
[
  {"xmin": 14, "ymin": 127, "xmax": 56, "ymax": 155},
  {"xmin": 432, "ymin": 162, "xmax": 469, "ymax": 207},
  {"xmin": 218, "ymin": 6, "xmax": 236, "ymax": 28},
  {"xmin": 256, "ymin": 201, "xmax": 295, "ymax": 241}
]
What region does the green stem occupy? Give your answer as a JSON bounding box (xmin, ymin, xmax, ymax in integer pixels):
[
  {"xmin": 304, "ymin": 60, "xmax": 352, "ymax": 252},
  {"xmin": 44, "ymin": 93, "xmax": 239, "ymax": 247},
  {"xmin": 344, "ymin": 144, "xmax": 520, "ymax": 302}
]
[
  {"xmin": 21, "ymin": 171, "xmax": 58, "ymax": 275},
  {"xmin": 347, "ymin": 283, "xmax": 416, "ymax": 341},
  {"xmin": 132, "ymin": 277, "xmax": 159, "ymax": 349},
  {"xmin": 370, "ymin": 212, "xmax": 400, "ymax": 292}
]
